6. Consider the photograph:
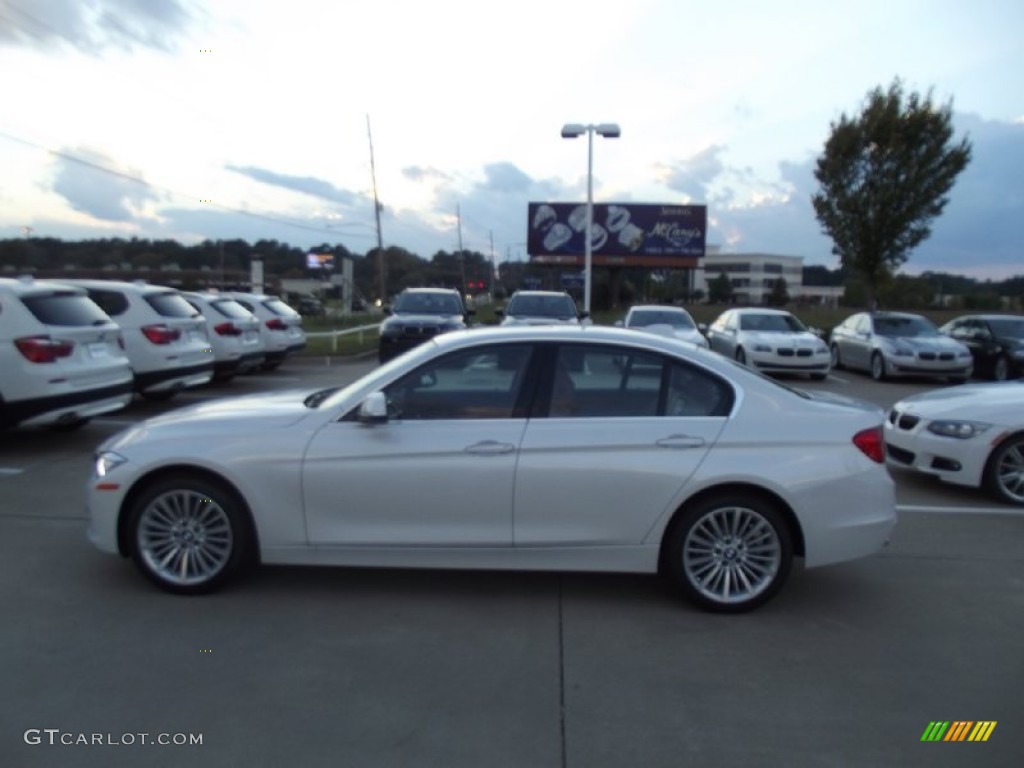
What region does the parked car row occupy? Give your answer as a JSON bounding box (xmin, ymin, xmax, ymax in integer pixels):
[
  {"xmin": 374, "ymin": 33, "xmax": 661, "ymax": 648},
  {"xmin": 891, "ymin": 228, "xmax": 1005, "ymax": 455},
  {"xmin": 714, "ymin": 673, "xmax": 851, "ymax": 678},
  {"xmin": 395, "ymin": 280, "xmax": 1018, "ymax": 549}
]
[{"xmin": 0, "ymin": 276, "xmax": 306, "ymax": 431}]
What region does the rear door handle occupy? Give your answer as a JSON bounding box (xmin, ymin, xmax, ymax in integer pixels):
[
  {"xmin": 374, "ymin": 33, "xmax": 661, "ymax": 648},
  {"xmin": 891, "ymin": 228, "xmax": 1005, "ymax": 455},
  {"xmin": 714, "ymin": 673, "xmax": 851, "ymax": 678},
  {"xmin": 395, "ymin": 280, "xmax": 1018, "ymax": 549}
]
[
  {"xmin": 656, "ymin": 435, "xmax": 706, "ymax": 449},
  {"xmin": 466, "ymin": 440, "xmax": 516, "ymax": 455}
]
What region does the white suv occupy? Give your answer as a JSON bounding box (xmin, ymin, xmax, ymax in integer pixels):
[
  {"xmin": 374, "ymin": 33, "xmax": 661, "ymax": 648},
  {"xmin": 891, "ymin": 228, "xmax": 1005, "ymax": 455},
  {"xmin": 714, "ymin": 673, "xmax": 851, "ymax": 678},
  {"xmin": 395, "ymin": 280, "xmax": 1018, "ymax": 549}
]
[
  {"xmin": 0, "ymin": 277, "xmax": 133, "ymax": 430},
  {"xmin": 183, "ymin": 292, "xmax": 265, "ymax": 380},
  {"xmin": 62, "ymin": 279, "xmax": 215, "ymax": 400},
  {"xmin": 221, "ymin": 292, "xmax": 306, "ymax": 370}
]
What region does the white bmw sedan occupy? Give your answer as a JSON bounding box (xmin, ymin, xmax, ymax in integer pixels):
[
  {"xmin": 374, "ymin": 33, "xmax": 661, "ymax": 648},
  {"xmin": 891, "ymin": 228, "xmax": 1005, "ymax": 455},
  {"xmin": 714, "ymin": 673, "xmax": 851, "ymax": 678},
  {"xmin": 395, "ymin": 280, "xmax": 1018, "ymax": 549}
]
[
  {"xmin": 885, "ymin": 381, "xmax": 1024, "ymax": 505},
  {"xmin": 705, "ymin": 308, "xmax": 831, "ymax": 380},
  {"xmin": 87, "ymin": 325, "xmax": 896, "ymax": 612}
]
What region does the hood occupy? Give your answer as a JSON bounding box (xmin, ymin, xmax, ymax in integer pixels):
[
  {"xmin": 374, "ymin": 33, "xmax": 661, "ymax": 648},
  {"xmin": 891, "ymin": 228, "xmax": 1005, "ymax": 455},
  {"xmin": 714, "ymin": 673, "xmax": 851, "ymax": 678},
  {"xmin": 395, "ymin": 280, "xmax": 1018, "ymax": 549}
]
[
  {"xmin": 384, "ymin": 313, "xmax": 463, "ymax": 327},
  {"xmin": 882, "ymin": 335, "xmax": 963, "ymax": 352},
  {"xmin": 741, "ymin": 331, "xmax": 821, "ymax": 347},
  {"xmin": 894, "ymin": 381, "xmax": 1024, "ymax": 420},
  {"xmin": 101, "ymin": 390, "xmax": 317, "ymax": 450}
]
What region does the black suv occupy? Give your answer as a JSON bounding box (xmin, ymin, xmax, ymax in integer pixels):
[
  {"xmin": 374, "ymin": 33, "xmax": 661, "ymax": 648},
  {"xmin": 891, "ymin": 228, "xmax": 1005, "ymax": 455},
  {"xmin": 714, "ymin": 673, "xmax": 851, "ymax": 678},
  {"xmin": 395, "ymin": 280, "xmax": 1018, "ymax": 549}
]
[{"xmin": 378, "ymin": 288, "xmax": 473, "ymax": 363}]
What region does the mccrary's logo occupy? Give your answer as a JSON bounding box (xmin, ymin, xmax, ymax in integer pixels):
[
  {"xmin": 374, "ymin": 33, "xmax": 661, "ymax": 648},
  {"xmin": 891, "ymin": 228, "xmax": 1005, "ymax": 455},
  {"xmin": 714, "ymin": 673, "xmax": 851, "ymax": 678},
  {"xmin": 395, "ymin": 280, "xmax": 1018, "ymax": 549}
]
[{"xmin": 921, "ymin": 721, "xmax": 997, "ymax": 742}]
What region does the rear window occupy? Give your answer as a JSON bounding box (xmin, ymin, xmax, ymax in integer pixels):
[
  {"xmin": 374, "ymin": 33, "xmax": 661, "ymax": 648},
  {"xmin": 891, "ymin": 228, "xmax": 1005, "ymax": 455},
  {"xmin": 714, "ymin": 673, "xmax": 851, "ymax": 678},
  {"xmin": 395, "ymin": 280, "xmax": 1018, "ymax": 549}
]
[
  {"xmin": 209, "ymin": 298, "xmax": 255, "ymax": 320},
  {"xmin": 146, "ymin": 291, "xmax": 201, "ymax": 318},
  {"xmin": 264, "ymin": 298, "xmax": 300, "ymax": 317},
  {"xmin": 21, "ymin": 291, "xmax": 113, "ymax": 327}
]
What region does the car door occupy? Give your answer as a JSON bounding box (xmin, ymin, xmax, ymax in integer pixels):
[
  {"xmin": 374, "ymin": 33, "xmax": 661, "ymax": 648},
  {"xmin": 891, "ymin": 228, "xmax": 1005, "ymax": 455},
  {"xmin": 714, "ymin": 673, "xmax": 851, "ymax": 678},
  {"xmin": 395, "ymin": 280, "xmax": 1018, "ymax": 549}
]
[
  {"xmin": 844, "ymin": 314, "xmax": 873, "ymax": 370},
  {"xmin": 513, "ymin": 343, "xmax": 732, "ymax": 546},
  {"xmin": 302, "ymin": 343, "xmax": 535, "ymax": 546}
]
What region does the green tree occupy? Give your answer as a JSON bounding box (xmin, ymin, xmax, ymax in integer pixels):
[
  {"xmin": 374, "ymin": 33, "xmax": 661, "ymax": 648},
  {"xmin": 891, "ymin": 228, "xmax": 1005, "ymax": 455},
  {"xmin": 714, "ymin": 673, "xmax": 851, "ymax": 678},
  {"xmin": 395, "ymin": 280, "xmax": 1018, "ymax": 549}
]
[
  {"xmin": 707, "ymin": 272, "xmax": 733, "ymax": 304},
  {"xmin": 765, "ymin": 277, "xmax": 789, "ymax": 307},
  {"xmin": 811, "ymin": 79, "xmax": 971, "ymax": 307}
]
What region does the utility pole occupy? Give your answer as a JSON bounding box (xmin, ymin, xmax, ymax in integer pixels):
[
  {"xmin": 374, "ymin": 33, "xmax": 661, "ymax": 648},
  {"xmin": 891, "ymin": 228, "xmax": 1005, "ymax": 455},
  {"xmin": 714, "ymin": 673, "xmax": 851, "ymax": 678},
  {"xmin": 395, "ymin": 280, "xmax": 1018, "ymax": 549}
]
[
  {"xmin": 367, "ymin": 115, "xmax": 386, "ymax": 302},
  {"xmin": 489, "ymin": 230, "xmax": 496, "ymax": 295}
]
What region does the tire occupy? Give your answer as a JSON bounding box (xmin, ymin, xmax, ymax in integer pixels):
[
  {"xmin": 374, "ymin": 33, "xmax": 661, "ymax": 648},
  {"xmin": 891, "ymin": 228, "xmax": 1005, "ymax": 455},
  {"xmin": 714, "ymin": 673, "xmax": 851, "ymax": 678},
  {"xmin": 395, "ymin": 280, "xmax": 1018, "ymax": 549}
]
[
  {"xmin": 870, "ymin": 352, "xmax": 887, "ymax": 382},
  {"xmin": 140, "ymin": 389, "xmax": 178, "ymax": 402},
  {"xmin": 261, "ymin": 360, "xmax": 282, "ymax": 371},
  {"xmin": 128, "ymin": 474, "xmax": 252, "ymax": 594},
  {"xmin": 49, "ymin": 417, "xmax": 91, "ymax": 432},
  {"xmin": 734, "ymin": 347, "xmax": 747, "ymax": 366},
  {"xmin": 809, "ymin": 373, "xmax": 827, "ymax": 381},
  {"xmin": 664, "ymin": 493, "xmax": 793, "ymax": 613},
  {"xmin": 983, "ymin": 434, "xmax": 1024, "ymax": 506},
  {"xmin": 993, "ymin": 354, "xmax": 1010, "ymax": 382},
  {"xmin": 830, "ymin": 344, "xmax": 843, "ymax": 370}
]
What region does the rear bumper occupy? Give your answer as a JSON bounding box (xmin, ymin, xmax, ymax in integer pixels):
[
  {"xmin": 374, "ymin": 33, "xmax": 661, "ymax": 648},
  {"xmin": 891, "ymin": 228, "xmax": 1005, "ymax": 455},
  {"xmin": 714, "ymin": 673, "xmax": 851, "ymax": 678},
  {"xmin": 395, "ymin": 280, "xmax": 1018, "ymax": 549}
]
[
  {"xmin": 134, "ymin": 362, "xmax": 214, "ymax": 393},
  {"xmin": 1, "ymin": 381, "xmax": 133, "ymax": 428}
]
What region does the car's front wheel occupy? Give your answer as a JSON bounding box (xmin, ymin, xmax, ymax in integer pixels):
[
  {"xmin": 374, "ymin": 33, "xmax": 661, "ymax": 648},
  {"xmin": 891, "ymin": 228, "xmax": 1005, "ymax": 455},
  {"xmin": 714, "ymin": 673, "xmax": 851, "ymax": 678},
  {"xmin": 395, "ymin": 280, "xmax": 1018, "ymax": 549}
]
[
  {"xmin": 983, "ymin": 434, "xmax": 1024, "ymax": 506},
  {"xmin": 128, "ymin": 474, "xmax": 252, "ymax": 594},
  {"xmin": 870, "ymin": 352, "xmax": 888, "ymax": 381},
  {"xmin": 735, "ymin": 347, "xmax": 747, "ymax": 366},
  {"xmin": 830, "ymin": 344, "xmax": 843, "ymax": 370},
  {"xmin": 664, "ymin": 493, "xmax": 793, "ymax": 613}
]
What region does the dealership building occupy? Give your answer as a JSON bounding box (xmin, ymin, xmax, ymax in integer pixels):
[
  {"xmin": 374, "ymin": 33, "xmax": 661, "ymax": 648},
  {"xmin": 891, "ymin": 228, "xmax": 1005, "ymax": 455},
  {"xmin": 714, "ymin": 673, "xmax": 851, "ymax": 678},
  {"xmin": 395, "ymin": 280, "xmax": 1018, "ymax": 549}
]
[{"xmin": 695, "ymin": 248, "xmax": 842, "ymax": 306}]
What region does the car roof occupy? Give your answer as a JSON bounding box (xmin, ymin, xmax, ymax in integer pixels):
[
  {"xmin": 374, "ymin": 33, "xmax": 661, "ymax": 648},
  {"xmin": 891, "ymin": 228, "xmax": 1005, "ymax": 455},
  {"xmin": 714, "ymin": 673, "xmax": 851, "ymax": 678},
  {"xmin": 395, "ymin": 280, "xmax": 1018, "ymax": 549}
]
[
  {"xmin": 59, "ymin": 278, "xmax": 178, "ymax": 295},
  {"xmin": 510, "ymin": 290, "xmax": 571, "ymax": 297},
  {"xmin": 0, "ymin": 276, "xmax": 86, "ymax": 296},
  {"xmin": 628, "ymin": 304, "xmax": 690, "ymax": 313}
]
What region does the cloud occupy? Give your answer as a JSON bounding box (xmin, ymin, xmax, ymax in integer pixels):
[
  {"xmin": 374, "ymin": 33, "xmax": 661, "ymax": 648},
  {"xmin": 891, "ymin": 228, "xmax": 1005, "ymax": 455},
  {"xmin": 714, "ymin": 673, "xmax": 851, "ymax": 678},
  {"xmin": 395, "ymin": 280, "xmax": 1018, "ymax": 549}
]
[
  {"xmin": 51, "ymin": 147, "xmax": 161, "ymax": 222},
  {"xmin": 656, "ymin": 146, "xmax": 728, "ymax": 201},
  {"xmin": 403, "ymin": 166, "xmax": 452, "ymax": 183},
  {"xmin": 225, "ymin": 164, "xmax": 358, "ymax": 206},
  {"xmin": 0, "ymin": 0, "xmax": 196, "ymax": 53}
]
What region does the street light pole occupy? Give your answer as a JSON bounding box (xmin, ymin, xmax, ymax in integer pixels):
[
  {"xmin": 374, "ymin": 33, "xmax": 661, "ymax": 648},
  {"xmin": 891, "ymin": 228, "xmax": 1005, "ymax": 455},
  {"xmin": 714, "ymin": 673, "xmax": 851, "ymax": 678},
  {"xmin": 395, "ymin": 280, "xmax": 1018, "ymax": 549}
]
[{"xmin": 561, "ymin": 122, "xmax": 620, "ymax": 315}]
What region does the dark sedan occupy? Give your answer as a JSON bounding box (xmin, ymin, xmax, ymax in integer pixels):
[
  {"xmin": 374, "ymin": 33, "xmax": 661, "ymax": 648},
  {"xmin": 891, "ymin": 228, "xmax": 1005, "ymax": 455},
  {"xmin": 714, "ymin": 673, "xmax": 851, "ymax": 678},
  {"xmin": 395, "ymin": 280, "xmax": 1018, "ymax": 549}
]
[{"xmin": 941, "ymin": 314, "xmax": 1024, "ymax": 381}]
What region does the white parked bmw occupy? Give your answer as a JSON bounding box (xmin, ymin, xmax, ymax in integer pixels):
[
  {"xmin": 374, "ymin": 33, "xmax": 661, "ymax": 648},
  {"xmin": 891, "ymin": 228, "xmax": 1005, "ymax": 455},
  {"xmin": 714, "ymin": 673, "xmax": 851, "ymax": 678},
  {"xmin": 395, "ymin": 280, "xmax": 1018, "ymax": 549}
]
[
  {"xmin": 87, "ymin": 325, "xmax": 896, "ymax": 612},
  {"xmin": 885, "ymin": 381, "xmax": 1024, "ymax": 505},
  {"xmin": 706, "ymin": 308, "xmax": 830, "ymax": 380}
]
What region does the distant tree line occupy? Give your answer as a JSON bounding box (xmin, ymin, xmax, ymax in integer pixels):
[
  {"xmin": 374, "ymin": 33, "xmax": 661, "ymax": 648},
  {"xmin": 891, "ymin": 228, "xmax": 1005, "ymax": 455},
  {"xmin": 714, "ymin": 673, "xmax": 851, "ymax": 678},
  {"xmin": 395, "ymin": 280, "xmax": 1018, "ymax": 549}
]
[{"xmin": 0, "ymin": 237, "xmax": 1019, "ymax": 311}]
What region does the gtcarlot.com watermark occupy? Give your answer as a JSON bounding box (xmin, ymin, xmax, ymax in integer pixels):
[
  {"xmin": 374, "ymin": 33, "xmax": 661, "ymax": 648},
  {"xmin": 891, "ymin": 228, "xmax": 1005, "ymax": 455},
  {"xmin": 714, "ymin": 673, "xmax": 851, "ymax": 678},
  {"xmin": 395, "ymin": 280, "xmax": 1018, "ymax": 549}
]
[{"xmin": 24, "ymin": 729, "xmax": 202, "ymax": 747}]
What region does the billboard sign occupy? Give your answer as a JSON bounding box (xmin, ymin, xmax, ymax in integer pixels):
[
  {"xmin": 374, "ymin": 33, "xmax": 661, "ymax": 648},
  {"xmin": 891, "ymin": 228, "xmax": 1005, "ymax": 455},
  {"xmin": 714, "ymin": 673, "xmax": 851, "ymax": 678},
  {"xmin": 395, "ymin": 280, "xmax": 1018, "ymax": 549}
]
[
  {"xmin": 306, "ymin": 252, "xmax": 335, "ymax": 270},
  {"xmin": 527, "ymin": 203, "xmax": 706, "ymax": 267}
]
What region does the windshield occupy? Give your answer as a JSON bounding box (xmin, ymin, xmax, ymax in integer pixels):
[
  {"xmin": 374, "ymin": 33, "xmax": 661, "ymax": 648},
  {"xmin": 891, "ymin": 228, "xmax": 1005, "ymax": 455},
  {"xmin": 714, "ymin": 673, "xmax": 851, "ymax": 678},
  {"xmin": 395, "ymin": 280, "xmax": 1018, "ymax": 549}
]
[
  {"xmin": 739, "ymin": 313, "xmax": 806, "ymax": 332},
  {"xmin": 629, "ymin": 309, "xmax": 696, "ymax": 330},
  {"xmin": 874, "ymin": 315, "xmax": 938, "ymax": 337},
  {"xmin": 506, "ymin": 294, "xmax": 577, "ymax": 319},
  {"xmin": 393, "ymin": 292, "xmax": 463, "ymax": 315}
]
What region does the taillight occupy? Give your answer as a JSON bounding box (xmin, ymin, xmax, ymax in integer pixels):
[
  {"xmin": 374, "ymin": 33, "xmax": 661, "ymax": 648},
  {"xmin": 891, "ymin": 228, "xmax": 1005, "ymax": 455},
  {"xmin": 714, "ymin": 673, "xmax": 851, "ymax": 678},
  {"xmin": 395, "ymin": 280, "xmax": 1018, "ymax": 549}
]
[
  {"xmin": 266, "ymin": 318, "xmax": 287, "ymax": 331},
  {"xmin": 141, "ymin": 324, "xmax": 181, "ymax": 345},
  {"xmin": 214, "ymin": 322, "xmax": 242, "ymax": 337},
  {"xmin": 853, "ymin": 426, "xmax": 885, "ymax": 463},
  {"xmin": 15, "ymin": 335, "xmax": 74, "ymax": 363}
]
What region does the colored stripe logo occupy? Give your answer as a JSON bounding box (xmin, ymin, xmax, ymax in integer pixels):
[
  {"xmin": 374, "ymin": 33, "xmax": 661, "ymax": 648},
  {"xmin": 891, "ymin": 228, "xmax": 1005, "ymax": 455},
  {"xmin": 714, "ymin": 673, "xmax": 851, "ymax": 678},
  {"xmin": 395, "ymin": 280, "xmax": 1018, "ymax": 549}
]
[{"xmin": 921, "ymin": 721, "xmax": 997, "ymax": 742}]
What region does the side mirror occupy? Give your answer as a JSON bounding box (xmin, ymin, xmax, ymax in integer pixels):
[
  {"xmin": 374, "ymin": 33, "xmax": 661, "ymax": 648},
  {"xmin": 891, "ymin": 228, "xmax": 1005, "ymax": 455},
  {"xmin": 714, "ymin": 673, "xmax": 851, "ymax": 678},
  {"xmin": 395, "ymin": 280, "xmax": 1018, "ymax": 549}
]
[
  {"xmin": 579, "ymin": 311, "xmax": 591, "ymax": 320},
  {"xmin": 697, "ymin": 322, "xmax": 708, "ymax": 334},
  {"xmin": 358, "ymin": 392, "xmax": 389, "ymax": 424},
  {"xmin": 614, "ymin": 320, "xmax": 624, "ymax": 327}
]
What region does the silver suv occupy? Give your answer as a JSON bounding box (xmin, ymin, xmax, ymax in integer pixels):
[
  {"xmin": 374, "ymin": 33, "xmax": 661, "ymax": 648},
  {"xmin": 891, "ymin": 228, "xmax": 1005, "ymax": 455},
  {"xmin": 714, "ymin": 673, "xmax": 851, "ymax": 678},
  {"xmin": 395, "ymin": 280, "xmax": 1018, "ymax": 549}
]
[{"xmin": 0, "ymin": 277, "xmax": 133, "ymax": 430}]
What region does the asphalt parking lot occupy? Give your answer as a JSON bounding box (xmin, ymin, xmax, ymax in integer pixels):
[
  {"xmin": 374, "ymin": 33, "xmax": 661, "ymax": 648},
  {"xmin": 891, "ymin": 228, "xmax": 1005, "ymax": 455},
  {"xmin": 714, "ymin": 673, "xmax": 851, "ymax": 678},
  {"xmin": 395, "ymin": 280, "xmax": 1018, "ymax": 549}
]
[{"xmin": 2, "ymin": 357, "xmax": 1021, "ymax": 767}]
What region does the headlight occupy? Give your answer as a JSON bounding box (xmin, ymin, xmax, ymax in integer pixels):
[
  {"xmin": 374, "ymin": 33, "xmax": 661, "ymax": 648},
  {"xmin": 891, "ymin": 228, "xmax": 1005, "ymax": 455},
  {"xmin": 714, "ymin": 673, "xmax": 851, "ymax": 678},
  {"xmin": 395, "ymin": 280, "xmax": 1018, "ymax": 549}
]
[
  {"xmin": 94, "ymin": 451, "xmax": 128, "ymax": 477},
  {"xmin": 926, "ymin": 420, "xmax": 991, "ymax": 439}
]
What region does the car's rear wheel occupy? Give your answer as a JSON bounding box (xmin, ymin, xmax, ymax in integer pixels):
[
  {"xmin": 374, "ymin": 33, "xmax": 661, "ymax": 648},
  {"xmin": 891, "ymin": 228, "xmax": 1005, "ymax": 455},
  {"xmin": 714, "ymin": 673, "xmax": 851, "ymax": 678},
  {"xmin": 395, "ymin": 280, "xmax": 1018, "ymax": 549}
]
[
  {"xmin": 735, "ymin": 347, "xmax": 747, "ymax": 366},
  {"xmin": 128, "ymin": 474, "xmax": 252, "ymax": 594},
  {"xmin": 664, "ymin": 493, "xmax": 793, "ymax": 613},
  {"xmin": 870, "ymin": 352, "xmax": 887, "ymax": 381},
  {"xmin": 993, "ymin": 354, "xmax": 1010, "ymax": 381},
  {"xmin": 983, "ymin": 434, "xmax": 1024, "ymax": 505}
]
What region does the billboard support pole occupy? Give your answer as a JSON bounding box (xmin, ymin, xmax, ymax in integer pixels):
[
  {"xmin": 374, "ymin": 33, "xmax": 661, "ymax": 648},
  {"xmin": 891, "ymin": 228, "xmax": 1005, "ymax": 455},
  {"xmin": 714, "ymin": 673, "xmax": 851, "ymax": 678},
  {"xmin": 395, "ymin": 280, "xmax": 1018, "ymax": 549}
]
[{"xmin": 585, "ymin": 129, "xmax": 594, "ymax": 314}]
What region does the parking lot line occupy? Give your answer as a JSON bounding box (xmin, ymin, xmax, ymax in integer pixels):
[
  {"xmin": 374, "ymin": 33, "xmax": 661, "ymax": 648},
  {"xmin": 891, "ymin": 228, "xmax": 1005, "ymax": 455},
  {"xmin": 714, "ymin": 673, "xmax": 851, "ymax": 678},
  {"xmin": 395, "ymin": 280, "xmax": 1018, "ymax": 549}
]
[{"xmin": 896, "ymin": 503, "xmax": 1023, "ymax": 516}]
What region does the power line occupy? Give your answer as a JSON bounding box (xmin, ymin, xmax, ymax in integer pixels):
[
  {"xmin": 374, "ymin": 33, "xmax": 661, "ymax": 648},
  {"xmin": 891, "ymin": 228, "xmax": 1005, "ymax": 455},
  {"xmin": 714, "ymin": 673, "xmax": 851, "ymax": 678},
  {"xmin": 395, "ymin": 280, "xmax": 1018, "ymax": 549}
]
[{"xmin": 0, "ymin": 127, "xmax": 378, "ymax": 240}]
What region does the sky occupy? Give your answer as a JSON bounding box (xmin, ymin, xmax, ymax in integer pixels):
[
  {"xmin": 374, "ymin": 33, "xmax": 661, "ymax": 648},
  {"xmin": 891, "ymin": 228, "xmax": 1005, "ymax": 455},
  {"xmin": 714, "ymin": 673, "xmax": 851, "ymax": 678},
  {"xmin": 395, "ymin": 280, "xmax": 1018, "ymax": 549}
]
[{"xmin": 0, "ymin": 0, "xmax": 1022, "ymax": 279}]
